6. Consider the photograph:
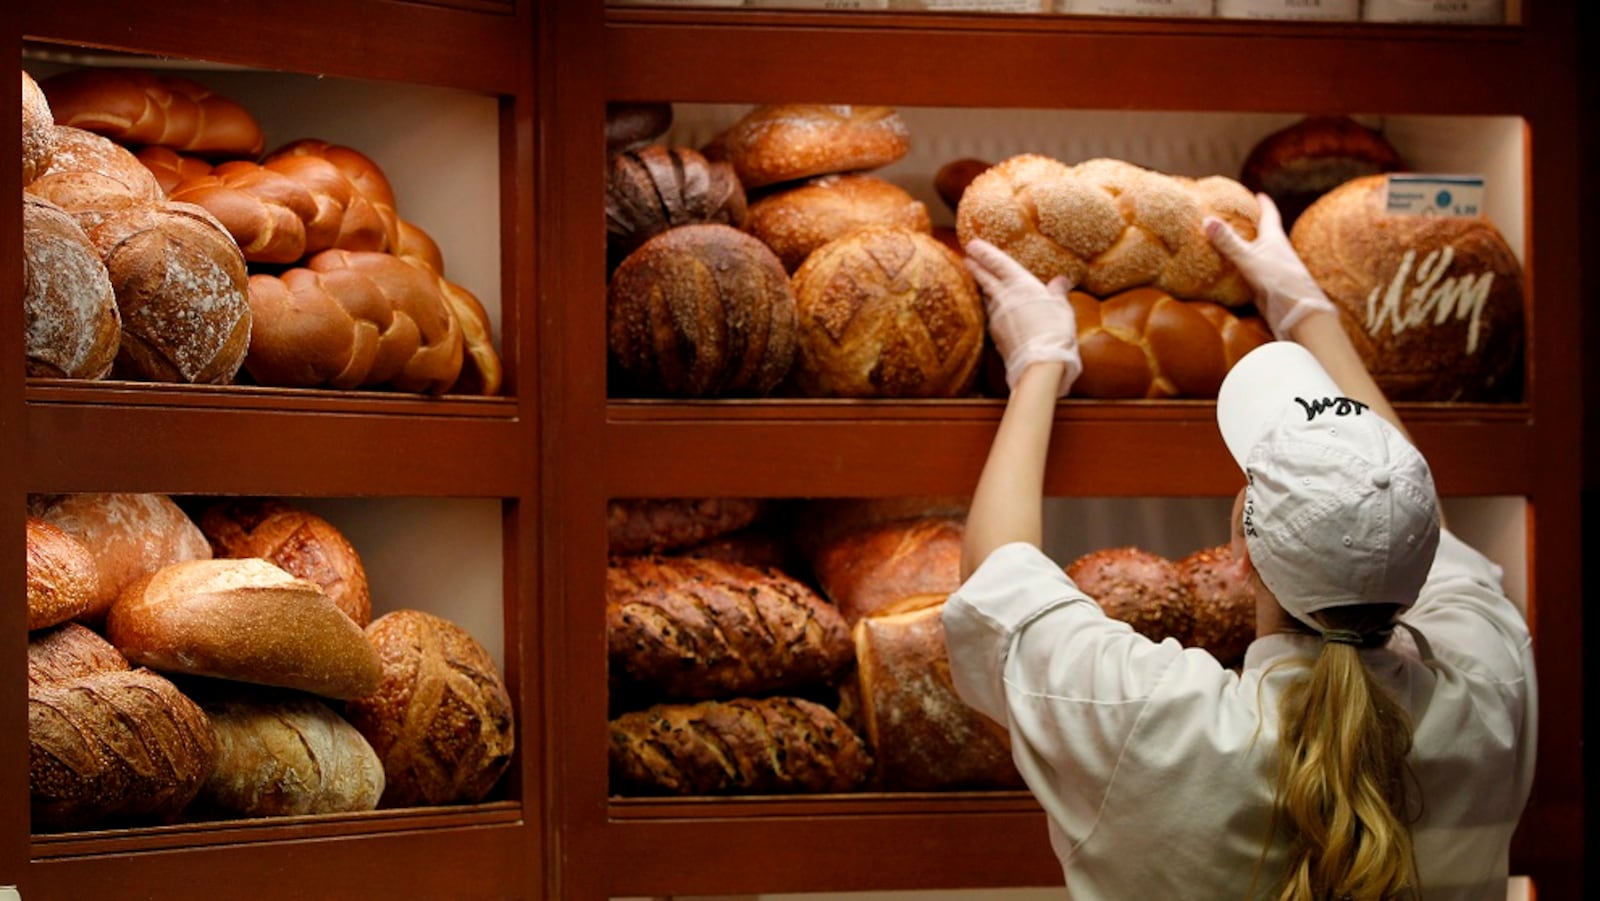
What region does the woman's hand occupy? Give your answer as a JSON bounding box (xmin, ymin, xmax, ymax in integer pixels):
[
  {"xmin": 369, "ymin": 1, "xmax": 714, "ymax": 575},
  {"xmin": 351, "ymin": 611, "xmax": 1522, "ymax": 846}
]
[
  {"xmin": 1203, "ymin": 193, "xmax": 1336, "ymax": 340},
  {"xmin": 964, "ymin": 238, "xmax": 1082, "ymax": 398}
]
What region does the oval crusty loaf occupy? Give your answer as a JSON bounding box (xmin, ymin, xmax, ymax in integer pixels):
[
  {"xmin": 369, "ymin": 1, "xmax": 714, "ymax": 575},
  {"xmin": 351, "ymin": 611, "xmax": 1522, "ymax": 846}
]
[
  {"xmin": 1240, "ymin": 115, "xmax": 1406, "ymax": 228},
  {"xmin": 343, "ymin": 609, "xmax": 516, "ymax": 807},
  {"xmin": 87, "ymin": 200, "xmax": 253, "ymax": 384},
  {"xmin": 956, "ymin": 154, "xmax": 1259, "ymax": 305},
  {"xmin": 809, "ymin": 516, "xmax": 964, "ymax": 625},
  {"xmin": 23, "ymin": 70, "xmax": 56, "ymax": 185},
  {"xmin": 606, "ymin": 497, "xmax": 766, "ymax": 556},
  {"xmin": 28, "ymin": 622, "xmax": 128, "ymax": 687},
  {"xmin": 195, "ymin": 691, "xmax": 385, "ymax": 818},
  {"xmin": 608, "ymin": 696, "xmax": 872, "ymax": 796},
  {"xmin": 719, "ymin": 104, "xmax": 910, "ymax": 190},
  {"xmin": 1289, "ymin": 174, "xmax": 1525, "ymax": 402},
  {"xmin": 198, "ymin": 498, "xmax": 373, "ymax": 627},
  {"xmin": 21, "ymin": 193, "xmax": 121, "ymax": 380},
  {"xmin": 606, "ymin": 145, "xmax": 748, "ymax": 269},
  {"xmin": 105, "ymin": 557, "xmax": 383, "ymax": 700},
  {"xmin": 934, "ymin": 157, "xmax": 991, "ymax": 214},
  {"xmin": 1068, "ymin": 287, "xmax": 1271, "ymax": 399},
  {"xmin": 42, "ymin": 66, "xmax": 264, "ymax": 158},
  {"xmin": 30, "ymin": 492, "xmax": 212, "ymax": 623},
  {"xmin": 26, "ymin": 518, "xmax": 100, "ymax": 631},
  {"xmin": 607, "ymin": 223, "xmax": 798, "ymax": 397},
  {"xmin": 29, "ymin": 667, "xmax": 215, "ymax": 832},
  {"xmin": 744, "ymin": 172, "xmax": 932, "ymax": 273},
  {"xmin": 790, "ymin": 225, "xmax": 985, "ymax": 398},
  {"xmin": 606, "ymin": 555, "xmax": 853, "ymax": 701},
  {"xmin": 1066, "ymin": 546, "xmax": 1194, "ymax": 646},
  {"xmin": 1175, "ymin": 544, "xmax": 1256, "ymax": 669}
]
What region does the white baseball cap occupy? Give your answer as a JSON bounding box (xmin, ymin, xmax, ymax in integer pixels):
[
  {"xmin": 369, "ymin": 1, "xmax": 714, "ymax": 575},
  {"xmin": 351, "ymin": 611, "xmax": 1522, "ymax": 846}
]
[{"xmin": 1216, "ymin": 342, "xmax": 1440, "ymax": 631}]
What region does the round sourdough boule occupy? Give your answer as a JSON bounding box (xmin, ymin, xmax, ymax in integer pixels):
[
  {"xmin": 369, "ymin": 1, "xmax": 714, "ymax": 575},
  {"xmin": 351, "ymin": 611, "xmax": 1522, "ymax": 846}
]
[
  {"xmin": 789, "ymin": 225, "xmax": 985, "ymax": 398},
  {"xmin": 22, "ymin": 194, "xmax": 121, "ymax": 380},
  {"xmin": 720, "ymin": 104, "xmax": 911, "ymax": 190},
  {"xmin": 22, "ymin": 70, "xmax": 56, "ymax": 185},
  {"xmin": 344, "ymin": 610, "xmax": 515, "ymax": 808},
  {"xmin": 104, "ymin": 557, "xmax": 383, "ymax": 700},
  {"xmin": 26, "ymin": 517, "xmax": 100, "ymax": 631},
  {"xmin": 744, "ymin": 172, "xmax": 932, "ymax": 273},
  {"xmin": 607, "ymin": 223, "xmax": 798, "ymax": 397},
  {"xmin": 197, "ymin": 498, "xmax": 372, "ymax": 627},
  {"xmin": 1066, "ymin": 546, "xmax": 1194, "ymax": 646},
  {"xmin": 28, "ymin": 622, "xmax": 128, "ymax": 687}
]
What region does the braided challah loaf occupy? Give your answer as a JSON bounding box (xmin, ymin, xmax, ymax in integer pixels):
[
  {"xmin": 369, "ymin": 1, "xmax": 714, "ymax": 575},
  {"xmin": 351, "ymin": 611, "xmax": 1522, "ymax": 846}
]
[
  {"xmin": 41, "ymin": 66, "xmax": 265, "ymax": 158},
  {"xmin": 957, "ymin": 155, "xmax": 1260, "ymax": 305},
  {"xmin": 1069, "ymin": 287, "xmax": 1271, "ymax": 399},
  {"xmin": 135, "ymin": 145, "xmax": 215, "ymax": 195},
  {"xmin": 394, "ymin": 219, "xmax": 504, "ymax": 396},
  {"xmin": 265, "ymin": 139, "xmax": 401, "ymax": 253}
]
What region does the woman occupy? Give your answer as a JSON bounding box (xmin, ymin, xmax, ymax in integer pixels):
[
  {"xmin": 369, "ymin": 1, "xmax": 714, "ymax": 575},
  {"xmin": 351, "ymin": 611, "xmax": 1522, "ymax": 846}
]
[{"xmin": 942, "ymin": 196, "xmax": 1536, "ymax": 899}]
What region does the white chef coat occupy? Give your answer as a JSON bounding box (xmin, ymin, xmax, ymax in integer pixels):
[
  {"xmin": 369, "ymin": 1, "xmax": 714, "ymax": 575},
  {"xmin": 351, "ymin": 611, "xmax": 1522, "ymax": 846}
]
[{"xmin": 943, "ymin": 529, "xmax": 1537, "ymax": 900}]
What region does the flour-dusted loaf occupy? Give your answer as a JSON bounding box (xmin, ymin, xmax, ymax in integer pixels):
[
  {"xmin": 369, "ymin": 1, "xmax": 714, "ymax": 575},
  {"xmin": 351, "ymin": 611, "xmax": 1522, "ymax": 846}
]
[
  {"xmin": 851, "ymin": 600, "xmax": 1024, "ymax": 791},
  {"xmin": 21, "ymin": 194, "xmax": 121, "ymax": 380},
  {"xmin": 809, "ymin": 515, "xmax": 964, "ymax": 625},
  {"xmin": 1176, "ymin": 544, "xmax": 1256, "ymax": 669},
  {"xmin": 195, "ymin": 691, "xmax": 385, "ymax": 818},
  {"xmin": 1067, "ymin": 546, "xmax": 1194, "ymax": 646},
  {"xmin": 606, "ymin": 497, "xmax": 766, "ymax": 556},
  {"xmin": 608, "ymin": 696, "xmax": 872, "ymax": 796},
  {"xmin": 744, "ymin": 172, "xmax": 932, "ymax": 273},
  {"xmin": 105, "ymin": 557, "xmax": 383, "ymax": 700},
  {"xmin": 606, "ymin": 145, "xmax": 748, "ymax": 269},
  {"xmin": 198, "ymin": 498, "xmax": 372, "ymax": 627},
  {"xmin": 29, "ymin": 667, "xmax": 215, "ymax": 832},
  {"xmin": 343, "ymin": 610, "xmax": 515, "ymax": 807},
  {"xmin": 957, "ymin": 155, "xmax": 1259, "ymax": 305},
  {"xmin": 30, "ymin": 125, "xmax": 166, "ymax": 210},
  {"xmin": 42, "ymin": 66, "xmax": 265, "ymax": 158},
  {"xmin": 719, "ymin": 104, "xmax": 910, "ymax": 190},
  {"xmin": 607, "ymin": 223, "xmax": 798, "ymax": 397},
  {"xmin": 1290, "ymin": 174, "xmax": 1525, "ymax": 401},
  {"xmin": 31, "ymin": 492, "xmax": 212, "ymax": 623},
  {"xmin": 607, "ymin": 555, "xmax": 852, "ymax": 700},
  {"xmin": 23, "ymin": 69, "xmax": 56, "ymax": 185},
  {"xmin": 790, "ymin": 225, "xmax": 985, "ymax": 398},
  {"xmin": 1241, "ymin": 115, "xmax": 1407, "ymax": 228},
  {"xmin": 1068, "ymin": 287, "xmax": 1271, "ymax": 399},
  {"xmin": 26, "ymin": 518, "xmax": 100, "ymax": 631},
  {"xmin": 28, "ymin": 622, "xmax": 128, "ymax": 687}
]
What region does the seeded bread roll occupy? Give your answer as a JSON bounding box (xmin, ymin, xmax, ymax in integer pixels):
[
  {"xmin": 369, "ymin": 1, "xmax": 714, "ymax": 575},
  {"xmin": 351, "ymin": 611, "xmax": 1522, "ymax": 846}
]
[
  {"xmin": 26, "ymin": 518, "xmax": 100, "ymax": 631},
  {"xmin": 21, "ymin": 194, "xmax": 121, "ymax": 380},
  {"xmin": 790, "ymin": 225, "xmax": 985, "ymax": 398},
  {"xmin": 719, "ymin": 104, "xmax": 910, "ymax": 190},
  {"xmin": 608, "ymin": 697, "xmax": 872, "ymax": 796},
  {"xmin": 28, "ymin": 622, "xmax": 128, "ymax": 687},
  {"xmin": 1176, "ymin": 544, "xmax": 1256, "ymax": 669},
  {"xmin": 1066, "ymin": 546, "xmax": 1194, "ymax": 646},
  {"xmin": 606, "ymin": 145, "xmax": 748, "ymax": 270},
  {"xmin": 22, "ymin": 69, "xmax": 56, "ymax": 185},
  {"xmin": 198, "ymin": 498, "xmax": 373, "ymax": 627},
  {"xmin": 1068, "ymin": 287, "xmax": 1271, "ymax": 399},
  {"xmin": 809, "ymin": 516, "xmax": 964, "ymax": 625},
  {"xmin": 744, "ymin": 172, "xmax": 932, "ymax": 273}
]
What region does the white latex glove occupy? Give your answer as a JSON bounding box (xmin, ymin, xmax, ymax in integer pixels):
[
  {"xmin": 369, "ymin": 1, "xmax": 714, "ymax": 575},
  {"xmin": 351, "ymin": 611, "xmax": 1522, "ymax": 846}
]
[
  {"xmin": 1203, "ymin": 193, "xmax": 1337, "ymax": 340},
  {"xmin": 964, "ymin": 238, "xmax": 1082, "ymax": 397}
]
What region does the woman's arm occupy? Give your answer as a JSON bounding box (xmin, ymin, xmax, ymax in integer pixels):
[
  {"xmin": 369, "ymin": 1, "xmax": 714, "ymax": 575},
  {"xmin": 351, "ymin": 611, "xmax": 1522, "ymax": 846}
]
[{"xmin": 961, "ymin": 360, "xmax": 1067, "ymax": 581}]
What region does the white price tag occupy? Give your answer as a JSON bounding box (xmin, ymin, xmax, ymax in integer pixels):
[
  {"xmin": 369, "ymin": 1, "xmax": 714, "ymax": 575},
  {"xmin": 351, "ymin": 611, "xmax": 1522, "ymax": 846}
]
[{"xmin": 1383, "ymin": 174, "xmax": 1486, "ymax": 217}]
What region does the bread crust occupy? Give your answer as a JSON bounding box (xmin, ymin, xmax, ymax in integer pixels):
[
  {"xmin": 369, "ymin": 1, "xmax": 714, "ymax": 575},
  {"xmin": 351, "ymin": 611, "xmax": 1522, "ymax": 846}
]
[
  {"xmin": 745, "ymin": 172, "xmax": 931, "ymax": 273},
  {"xmin": 22, "ymin": 70, "xmax": 56, "ymax": 186},
  {"xmin": 21, "ymin": 194, "xmax": 121, "ymax": 379},
  {"xmin": 198, "ymin": 498, "xmax": 373, "ymax": 627},
  {"xmin": 1069, "ymin": 287, "xmax": 1270, "ymax": 399},
  {"xmin": 1067, "ymin": 546, "xmax": 1194, "ymax": 646},
  {"xmin": 31, "ymin": 492, "xmax": 212, "ymax": 622},
  {"xmin": 721, "ymin": 104, "xmax": 910, "ymax": 190},
  {"xmin": 41, "ymin": 66, "xmax": 265, "ymax": 158},
  {"xmin": 26, "ymin": 518, "xmax": 100, "ymax": 631}
]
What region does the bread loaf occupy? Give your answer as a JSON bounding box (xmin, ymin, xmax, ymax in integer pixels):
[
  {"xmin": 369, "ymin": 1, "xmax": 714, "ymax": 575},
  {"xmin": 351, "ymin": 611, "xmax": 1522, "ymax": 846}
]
[
  {"xmin": 31, "ymin": 125, "xmax": 166, "ymax": 208},
  {"xmin": 934, "ymin": 157, "xmax": 991, "ymax": 213},
  {"xmin": 29, "ymin": 668, "xmax": 215, "ymax": 831},
  {"xmin": 851, "ymin": 602, "xmax": 1024, "ymax": 791},
  {"xmin": 720, "ymin": 104, "xmax": 910, "ymax": 190},
  {"xmin": 244, "ymin": 248, "xmax": 465, "ymax": 394},
  {"xmin": 87, "ymin": 200, "xmax": 253, "ymax": 384},
  {"xmin": 1176, "ymin": 544, "xmax": 1256, "ymax": 668},
  {"xmin": 809, "ymin": 516, "xmax": 963, "ymax": 624},
  {"xmin": 956, "ymin": 155, "xmax": 1259, "ymax": 305},
  {"xmin": 607, "ymin": 223, "xmax": 798, "ymax": 397},
  {"xmin": 195, "ymin": 691, "xmax": 385, "ymax": 817},
  {"xmin": 744, "ymin": 173, "xmax": 932, "ymax": 273},
  {"xmin": 197, "ymin": 498, "xmax": 372, "ymax": 627},
  {"xmin": 1066, "ymin": 546, "xmax": 1194, "ymax": 646},
  {"xmin": 606, "ymin": 101, "xmax": 674, "ymax": 154},
  {"xmin": 23, "ymin": 69, "xmax": 56, "ymax": 185},
  {"xmin": 607, "ymin": 555, "xmax": 852, "ymax": 701},
  {"xmin": 42, "ymin": 66, "xmax": 264, "ymax": 158},
  {"xmin": 608, "ymin": 697, "xmax": 872, "ymax": 795},
  {"xmin": 1241, "ymin": 116, "xmax": 1406, "ymax": 228},
  {"xmin": 105, "ymin": 557, "xmax": 383, "ymax": 700},
  {"xmin": 790, "ymin": 225, "xmax": 985, "ymax": 398},
  {"xmin": 264, "ymin": 140, "xmax": 400, "ymax": 253},
  {"xmin": 1068, "ymin": 287, "xmax": 1271, "ymax": 399},
  {"xmin": 22, "ymin": 193, "xmax": 121, "ymax": 380},
  {"xmin": 677, "ymin": 527, "xmax": 798, "ymax": 574},
  {"xmin": 392, "ymin": 220, "xmax": 503, "ymax": 396},
  {"xmin": 606, "ymin": 145, "xmax": 748, "ymax": 269},
  {"xmin": 1289, "ymin": 174, "xmax": 1525, "ymax": 401},
  {"xmin": 26, "ymin": 518, "xmax": 100, "ymax": 631},
  {"xmin": 28, "ymin": 622, "xmax": 128, "ymax": 687},
  {"xmin": 31, "ymin": 492, "xmax": 212, "ymax": 622},
  {"xmin": 343, "ymin": 610, "xmax": 515, "ymax": 807},
  {"xmin": 791, "ymin": 496, "xmax": 971, "ymax": 561},
  {"xmin": 135, "ymin": 145, "xmax": 214, "ymax": 194},
  {"xmin": 606, "ymin": 497, "xmax": 766, "ymax": 556}
]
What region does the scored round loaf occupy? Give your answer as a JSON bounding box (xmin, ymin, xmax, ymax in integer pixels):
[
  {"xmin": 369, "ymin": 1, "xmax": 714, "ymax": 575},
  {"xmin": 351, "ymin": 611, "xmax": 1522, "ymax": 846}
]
[
  {"xmin": 195, "ymin": 691, "xmax": 385, "ymax": 818},
  {"xmin": 1290, "ymin": 174, "xmax": 1526, "ymax": 401},
  {"xmin": 86, "ymin": 200, "xmax": 253, "ymax": 384},
  {"xmin": 720, "ymin": 104, "xmax": 911, "ymax": 190},
  {"xmin": 21, "ymin": 193, "xmax": 121, "ymax": 380},
  {"xmin": 30, "ymin": 492, "xmax": 212, "ymax": 623},
  {"xmin": 26, "ymin": 125, "xmax": 167, "ymax": 239},
  {"xmin": 790, "ymin": 225, "xmax": 985, "ymax": 398},
  {"xmin": 29, "ymin": 667, "xmax": 215, "ymax": 832},
  {"xmin": 1066, "ymin": 546, "xmax": 1194, "ymax": 646},
  {"xmin": 26, "ymin": 518, "xmax": 100, "ymax": 631},
  {"xmin": 744, "ymin": 172, "xmax": 932, "ymax": 273},
  {"xmin": 809, "ymin": 516, "xmax": 964, "ymax": 625},
  {"xmin": 1241, "ymin": 115, "xmax": 1406, "ymax": 228},
  {"xmin": 607, "ymin": 223, "xmax": 798, "ymax": 397},
  {"xmin": 23, "ymin": 70, "xmax": 56, "ymax": 185},
  {"xmin": 42, "ymin": 66, "xmax": 265, "ymax": 158},
  {"xmin": 198, "ymin": 498, "xmax": 373, "ymax": 627},
  {"xmin": 956, "ymin": 154, "xmax": 1260, "ymax": 305},
  {"xmin": 1176, "ymin": 544, "xmax": 1256, "ymax": 669},
  {"xmin": 1068, "ymin": 287, "xmax": 1271, "ymax": 399},
  {"xmin": 28, "ymin": 622, "xmax": 128, "ymax": 687},
  {"xmin": 105, "ymin": 557, "xmax": 383, "ymax": 700},
  {"xmin": 344, "ymin": 610, "xmax": 515, "ymax": 807},
  {"xmin": 606, "ymin": 101, "xmax": 674, "ymax": 154},
  {"xmin": 606, "ymin": 145, "xmax": 748, "ymax": 270},
  {"xmin": 606, "ymin": 497, "xmax": 766, "ymax": 556}
]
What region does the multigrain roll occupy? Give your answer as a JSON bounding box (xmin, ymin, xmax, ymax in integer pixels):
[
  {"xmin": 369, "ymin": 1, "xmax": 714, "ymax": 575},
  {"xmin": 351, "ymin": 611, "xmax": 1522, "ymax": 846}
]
[
  {"xmin": 1066, "ymin": 546, "xmax": 1194, "ymax": 646},
  {"xmin": 789, "ymin": 225, "xmax": 985, "ymax": 398},
  {"xmin": 198, "ymin": 498, "xmax": 373, "ymax": 627},
  {"xmin": 1176, "ymin": 544, "xmax": 1256, "ymax": 668},
  {"xmin": 606, "ymin": 145, "xmax": 748, "ymax": 269},
  {"xmin": 719, "ymin": 104, "xmax": 910, "ymax": 190},
  {"xmin": 21, "ymin": 194, "xmax": 121, "ymax": 380},
  {"xmin": 607, "ymin": 223, "xmax": 798, "ymax": 397},
  {"xmin": 744, "ymin": 173, "xmax": 932, "ymax": 273}
]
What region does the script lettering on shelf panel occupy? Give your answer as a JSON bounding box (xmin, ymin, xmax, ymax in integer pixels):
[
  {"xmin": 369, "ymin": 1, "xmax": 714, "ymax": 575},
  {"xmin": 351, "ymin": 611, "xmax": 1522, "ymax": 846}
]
[{"xmin": 1363, "ymin": 246, "xmax": 1494, "ymax": 355}]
